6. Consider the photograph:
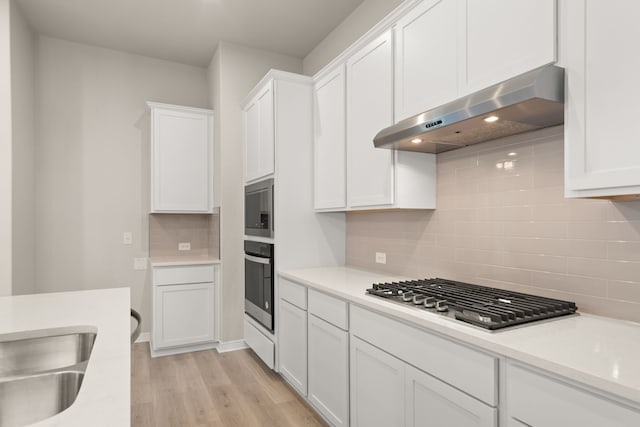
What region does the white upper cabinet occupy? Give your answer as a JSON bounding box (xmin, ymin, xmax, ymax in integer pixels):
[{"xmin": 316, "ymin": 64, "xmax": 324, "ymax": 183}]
[
  {"xmin": 312, "ymin": 30, "xmax": 436, "ymax": 212},
  {"xmin": 462, "ymin": 0, "xmax": 557, "ymax": 93},
  {"xmin": 244, "ymin": 82, "xmax": 275, "ymax": 183},
  {"xmin": 347, "ymin": 31, "xmax": 395, "ymax": 208},
  {"xmin": 313, "ymin": 65, "xmax": 347, "ymax": 210},
  {"xmin": 148, "ymin": 103, "xmax": 213, "ymax": 213},
  {"xmin": 564, "ymin": 0, "xmax": 640, "ymax": 198},
  {"xmin": 394, "ymin": 0, "xmax": 462, "ymax": 122}
]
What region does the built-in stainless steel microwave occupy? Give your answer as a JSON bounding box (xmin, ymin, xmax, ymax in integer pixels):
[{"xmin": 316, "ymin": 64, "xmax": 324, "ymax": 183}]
[{"xmin": 245, "ymin": 178, "xmax": 273, "ymax": 238}]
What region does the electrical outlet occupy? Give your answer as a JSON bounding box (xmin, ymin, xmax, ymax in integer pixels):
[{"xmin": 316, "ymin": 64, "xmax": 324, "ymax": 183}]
[
  {"xmin": 178, "ymin": 242, "xmax": 191, "ymax": 251},
  {"xmin": 133, "ymin": 258, "xmax": 147, "ymax": 270},
  {"xmin": 123, "ymin": 232, "xmax": 133, "ymax": 245},
  {"xmin": 375, "ymin": 252, "xmax": 387, "ymax": 264}
]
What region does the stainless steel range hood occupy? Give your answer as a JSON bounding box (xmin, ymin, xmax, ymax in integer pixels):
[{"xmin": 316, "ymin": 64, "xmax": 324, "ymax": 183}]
[{"xmin": 374, "ymin": 65, "xmax": 564, "ymax": 154}]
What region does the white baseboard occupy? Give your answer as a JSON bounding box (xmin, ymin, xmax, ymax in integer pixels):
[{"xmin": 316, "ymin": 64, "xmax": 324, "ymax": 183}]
[
  {"xmin": 149, "ymin": 341, "xmax": 218, "ymax": 358},
  {"xmin": 217, "ymin": 339, "xmax": 249, "ymax": 353},
  {"xmin": 135, "ymin": 332, "xmax": 150, "ymax": 343}
]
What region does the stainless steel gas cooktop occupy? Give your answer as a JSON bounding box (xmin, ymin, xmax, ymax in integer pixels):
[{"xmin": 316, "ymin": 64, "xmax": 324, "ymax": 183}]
[{"xmin": 366, "ymin": 278, "xmax": 578, "ymax": 330}]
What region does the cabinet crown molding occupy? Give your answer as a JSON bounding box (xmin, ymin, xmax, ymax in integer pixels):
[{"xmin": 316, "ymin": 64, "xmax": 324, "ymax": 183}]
[
  {"xmin": 242, "ymin": 69, "xmax": 312, "ymax": 108},
  {"xmin": 312, "ymin": 0, "xmax": 422, "ymax": 82},
  {"xmin": 146, "ymin": 101, "xmax": 214, "ymax": 115}
]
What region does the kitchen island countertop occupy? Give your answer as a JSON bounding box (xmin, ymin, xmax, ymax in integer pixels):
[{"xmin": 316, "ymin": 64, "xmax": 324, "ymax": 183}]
[
  {"xmin": 280, "ymin": 266, "xmax": 640, "ymax": 406},
  {"xmin": 0, "ymin": 288, "xmax": 131, "ymax": 426}
]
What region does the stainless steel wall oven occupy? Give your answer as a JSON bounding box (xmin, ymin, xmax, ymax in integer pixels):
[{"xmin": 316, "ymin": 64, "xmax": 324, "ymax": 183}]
[{"xmin": 244, "ymin": 240, "xmax": 274, "ymax": 332}]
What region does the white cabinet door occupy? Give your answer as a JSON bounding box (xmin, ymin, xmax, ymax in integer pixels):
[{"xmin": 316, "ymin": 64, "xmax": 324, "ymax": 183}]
[
  {"xmin": 406, "ymin": 365, "xmax": 497, "ymax": 427},
  {"xmin": 308, "ymin": 314, "xmax": 349, "ymax": 427},
  {"xmin": 279, "ymin": 299, "xmax": 308, "ymax": 396},
  {"xmin": 564, "ymin": 1, "xmax": 640, "ymax": 198},
  {"xmin": 395, "ymin": 0, "xmax": 462, "ymax": 122},
  {"xmin": 153, "ymin": 282, "xmax": 215, "ymax": 349},
  {"xmin": 313, "ymin": 65, "xmax": 347, "ymax": 210},
  {"xmin": 350, "ymin": 336, "xmax": 404, "ymax": 427},
  {"xmin": 244, "ymin": 82, "xmax": 275, "ymax": 182},
  {"xmin": 151, "ymin": 106, "xmax": 213, "ymax": 212},
  {"xmin": 507, "ymin": 364, "xmax": 640, "ymax": 427},
  {"xmin": 463, "ymin": 0, "xmax": 556, "ymax": 93},
  {"xmin": 347, "ymin": 30, "xmax": 395, "ymax": 208}
]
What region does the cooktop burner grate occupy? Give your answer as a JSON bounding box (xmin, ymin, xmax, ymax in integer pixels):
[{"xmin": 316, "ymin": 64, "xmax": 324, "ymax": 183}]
[{"xmin": 366, "ymin": 278, "xmax": 578, "ymax": 330}]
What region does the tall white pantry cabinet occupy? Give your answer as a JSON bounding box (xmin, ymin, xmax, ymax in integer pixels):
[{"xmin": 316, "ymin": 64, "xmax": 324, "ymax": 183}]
[{"xmin": 241, "ymin": 70, "xmax": 346, "ymax": 372}]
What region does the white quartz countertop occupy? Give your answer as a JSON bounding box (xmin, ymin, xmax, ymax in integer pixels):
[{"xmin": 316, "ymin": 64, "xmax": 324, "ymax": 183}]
[
  {"xmin": 149, "ymin": 256, "xmax": 221, "ymax": 267},
  {"xmin": 280, "ymin": 266, "xmax": 640, "ymax": 406},
  {"xmin": 0, "ymin": 288, "xmax": 131, "ymax": 426}
]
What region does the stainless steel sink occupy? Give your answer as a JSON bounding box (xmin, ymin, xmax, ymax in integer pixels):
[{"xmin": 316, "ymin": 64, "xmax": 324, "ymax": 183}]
[
  {"xmin": 0, "ymin": 330, "xmax": 96, "ymax": 377},
  {"xmin": 0, "ymin": 371, "xmax": 84, "ymax": 427},
  {"xmin": 0, "ymin": 327, "xmax": 97, "ymax": 426}
]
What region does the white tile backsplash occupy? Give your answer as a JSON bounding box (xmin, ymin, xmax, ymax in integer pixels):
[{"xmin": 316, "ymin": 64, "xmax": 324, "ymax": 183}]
[{"xmin": 346, "ymin": 126, "xmax": 640, "ymax": 323}]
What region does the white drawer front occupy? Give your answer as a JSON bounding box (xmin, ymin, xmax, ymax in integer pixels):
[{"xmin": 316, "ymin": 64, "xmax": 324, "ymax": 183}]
[
  {"xmin": 279, "ymin": 278, "xmax": 307, "ymax": 309},
  {"xmin": 350, "ymin": 304, "xmax": 497, "ymax": 406},
  {"xmin": 244, "ymin": 318, "xmax": 275, "ymax": 369},
  {"xmin": 507, "ymin": 363, "xmax": 640, "ymax": 427},
  {"xmin": 154, "ymin": 265, "xmax": 214, "ymax": 285},
  {"xmin": 308, "ymin": 289, "xmax": 348, "ymax": 330}
]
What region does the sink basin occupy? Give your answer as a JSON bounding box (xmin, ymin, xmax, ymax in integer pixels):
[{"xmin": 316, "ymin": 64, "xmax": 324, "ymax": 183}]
[
  {"xmin": 0, "ymin": 371, "xmax": 84, "ymax": 427},
  {"xmin": 0, "ymin": 330, "xmax": 96, "ymax": 377}
]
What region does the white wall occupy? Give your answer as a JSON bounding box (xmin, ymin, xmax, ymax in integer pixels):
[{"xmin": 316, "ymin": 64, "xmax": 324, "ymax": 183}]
[
  {"xmin": 208, "ymin": 41, "xmax": 302, "ymax": 341},
  {"xmin": 303, "ymin": 0, "xmax": 404, "ymax": 75},
  {"xmin": 10, "ymin": 0, "xmax": 35, "ymax": 295},
  {"xmin": 0, "ymin": 0, "xmax": 12, "ymax": 296},
  {"xmin": 34, "ymin": 37, "xmax": 209, "ymax": 333}
]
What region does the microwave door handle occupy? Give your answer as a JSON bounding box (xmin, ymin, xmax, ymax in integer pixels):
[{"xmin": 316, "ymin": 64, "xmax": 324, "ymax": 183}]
[{"xmin": 245, "ymin": 254, "xmax": 271, "ymax": 265}]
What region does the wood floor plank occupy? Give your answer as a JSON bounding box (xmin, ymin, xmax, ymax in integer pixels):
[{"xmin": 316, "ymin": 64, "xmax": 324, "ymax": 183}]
[
  {"xmin": 192, "ymin": 349, "xmax": 232, "ymax": 388},
  {"xmin": 131, "ymin": 343, "xmax": 328, "ymax": 427},
  {"xmin": 131, "ymin": 402, "xmax": 156, "ymax": 427},
  {"xmin": 242, "ymin": 349, "xmax": 298, "ymax": 404}
]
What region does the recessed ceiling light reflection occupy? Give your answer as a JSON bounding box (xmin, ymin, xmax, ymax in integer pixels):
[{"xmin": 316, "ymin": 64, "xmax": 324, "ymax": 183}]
[
  {"xmin": 411, "ymin": 138, "xmax": 422, "ymax": 144},
  {"xmin": 484, "ymin": 115, "xmax": 499, "ymax": 123},
  {"xmin": 508, "ymin": 152, "xmax": 517, "ymax": 156}
]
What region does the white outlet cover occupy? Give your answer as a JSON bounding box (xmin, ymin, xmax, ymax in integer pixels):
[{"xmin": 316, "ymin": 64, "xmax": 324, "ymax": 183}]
[
  {"xmin": 375, "ymin": 252, "xmax": 386, "ymax": 264},
  {"xmin": 178, "ymin": 242, "xmax": 191, "ymax": 251},
  {"xmin": 134, "ymin": 258, "xmax": 148, "ymax": 270},
  {"xmin": 123, "ymin": 232, "xmax": 133, "ymax": 245}
]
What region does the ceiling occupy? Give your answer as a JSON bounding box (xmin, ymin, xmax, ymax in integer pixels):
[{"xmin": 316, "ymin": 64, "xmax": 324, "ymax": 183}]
[{"xmin": 18, "ymin": 0, "xmax": 365, "ymax": 67}]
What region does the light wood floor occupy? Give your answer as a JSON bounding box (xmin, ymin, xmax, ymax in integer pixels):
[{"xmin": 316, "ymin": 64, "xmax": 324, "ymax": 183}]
[{"xmin": 131, "ymin": 343, "xmax": 328, "ymax": 427}]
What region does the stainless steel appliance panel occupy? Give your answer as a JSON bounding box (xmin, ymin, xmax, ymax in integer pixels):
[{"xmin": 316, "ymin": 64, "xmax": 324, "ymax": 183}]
[{"xmin": 245, "ymin": 179, "xmax": 274, "ymax": 238}]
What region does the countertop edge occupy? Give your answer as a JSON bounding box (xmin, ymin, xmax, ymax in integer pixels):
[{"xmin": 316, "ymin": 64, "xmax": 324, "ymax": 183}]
[{"xmin": 149, "ymin": 257, "xmax": 221, "ymax": 267}]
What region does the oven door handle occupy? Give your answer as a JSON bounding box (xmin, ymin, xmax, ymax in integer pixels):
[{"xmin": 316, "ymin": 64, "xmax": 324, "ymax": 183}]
[{"xmin": 245, "ymin": 254, "xmax": 271, "ymax": 265}]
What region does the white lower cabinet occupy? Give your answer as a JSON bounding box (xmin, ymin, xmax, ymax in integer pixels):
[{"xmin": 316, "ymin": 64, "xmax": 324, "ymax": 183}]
[
  {"xmin": 278, "ymin": 299, "xmax": 308, "ymax": 395},
  {"xmin": 154, "ymin": 282, "xmax": 214, "ymax": 348},
  {"xmin": 350, "ymin": 335, "xmax": 496, "ymax": 427},
  {"xmin": 506, "ymin": 363, "xmax": 640, "ymax": 427},
  {"xmin": 405, "ymin": 364, "xmax": 497, "ymax": 427},
  {"xmin": 277, "ymin": 279, "xmax": 640, "ymax": 427},
  {"xmin": 350, "ymin": 304, "xmax": 497, "ymax": 427},
  {"xmin": 350, "ymin": 336, "xmax": 405, "ymax": 427},
  {"xmin": 151, "ymin": 264, "xmax": 217, "ymax": 355},
  {"xmin": 308, "ymin": 314, "xmax": 349, "ymax": 427}
]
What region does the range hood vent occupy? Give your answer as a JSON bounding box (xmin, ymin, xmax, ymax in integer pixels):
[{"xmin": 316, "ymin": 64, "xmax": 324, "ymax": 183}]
[{"xmin": 374, "ymin": 65, "xmax": 565, "ymax": 154}]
